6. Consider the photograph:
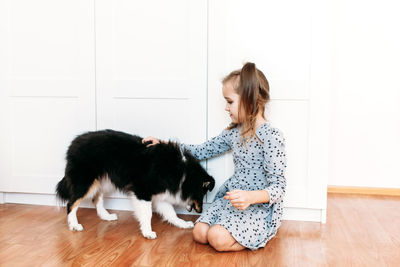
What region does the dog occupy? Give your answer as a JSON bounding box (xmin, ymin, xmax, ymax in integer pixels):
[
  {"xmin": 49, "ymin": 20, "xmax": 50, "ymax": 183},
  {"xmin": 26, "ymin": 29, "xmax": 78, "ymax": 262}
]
[{"xmin": 56, "ymin": 129, "xmax": 215, "ymax": 239}]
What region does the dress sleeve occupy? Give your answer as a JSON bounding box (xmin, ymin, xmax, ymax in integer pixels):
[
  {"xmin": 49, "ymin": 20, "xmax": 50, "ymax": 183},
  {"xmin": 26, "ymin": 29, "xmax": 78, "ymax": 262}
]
[
  {"xmin": 180, "ymin": 129, "xmax": 232, "ymax": 160},
  {"xmin": 263, "ymin": 128, "xmax": 287, "ymax": 207}
]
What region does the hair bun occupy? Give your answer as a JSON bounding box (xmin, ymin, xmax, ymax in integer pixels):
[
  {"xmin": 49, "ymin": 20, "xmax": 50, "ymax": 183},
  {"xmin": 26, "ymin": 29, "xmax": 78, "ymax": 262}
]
[{"xmin": 242, "ymin": 62, "xmax": 256, "ymax": 72}]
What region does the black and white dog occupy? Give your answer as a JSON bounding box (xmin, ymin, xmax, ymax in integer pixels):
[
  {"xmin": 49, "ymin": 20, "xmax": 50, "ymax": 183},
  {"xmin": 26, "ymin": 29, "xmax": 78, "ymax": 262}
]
[{"xmin": 56, "ymin": 129, "xmax": 214, "ymax": 239}]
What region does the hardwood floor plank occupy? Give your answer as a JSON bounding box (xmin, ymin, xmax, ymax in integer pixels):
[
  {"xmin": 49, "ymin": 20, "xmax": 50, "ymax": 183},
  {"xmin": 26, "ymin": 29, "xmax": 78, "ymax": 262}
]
[{"xmin": 1, "ymin": 194, "xmax": 400, "ymax": 266}]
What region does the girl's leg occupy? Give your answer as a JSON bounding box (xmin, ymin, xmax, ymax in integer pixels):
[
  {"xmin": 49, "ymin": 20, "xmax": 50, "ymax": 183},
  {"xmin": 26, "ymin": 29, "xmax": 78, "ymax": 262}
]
[
  {"xmin": 207, "ymin": 224, "xmax": 246, "ymax": 252},
  {"xmin": 192, "ymin": 222, "xmax": 210, "ymax": 244}
]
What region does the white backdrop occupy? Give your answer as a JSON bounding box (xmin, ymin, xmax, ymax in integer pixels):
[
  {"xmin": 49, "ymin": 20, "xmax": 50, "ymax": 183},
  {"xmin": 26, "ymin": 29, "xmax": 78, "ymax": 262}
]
[{"xmin": 3, "ymin": 0, "xmax": 397, "ymax": 222}]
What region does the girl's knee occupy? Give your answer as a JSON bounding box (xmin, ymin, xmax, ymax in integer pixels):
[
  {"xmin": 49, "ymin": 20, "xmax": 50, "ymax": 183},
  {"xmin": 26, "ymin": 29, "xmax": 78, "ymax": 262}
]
[
  {"xmin": 192, "ymin": 222, "xmax": 209, "ymax": 244},
  {"xmin": 207, "ymin": 225, "xmax": 234, "ymax": 252}
]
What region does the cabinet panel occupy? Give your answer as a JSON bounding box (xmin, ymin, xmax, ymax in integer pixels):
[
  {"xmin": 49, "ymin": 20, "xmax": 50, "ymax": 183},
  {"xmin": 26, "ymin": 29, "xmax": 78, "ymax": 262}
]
[
  {"xmin": 110, "ymin": 98, "xmax": 192, "ymax": 142},
  {"xmin": 95, "ymin": 0, "xmax": 207, "ymax": 143},
  {"xmin": 209, "ymin": 0, "xmax": 312, "ymax": 101},
  {"xmin": 0, "ymin": 0, "xmax": 96, "ymax": 193},
  {"xmin": 267, "ymin": 100, "xmax": 309, "ymax": 207}
]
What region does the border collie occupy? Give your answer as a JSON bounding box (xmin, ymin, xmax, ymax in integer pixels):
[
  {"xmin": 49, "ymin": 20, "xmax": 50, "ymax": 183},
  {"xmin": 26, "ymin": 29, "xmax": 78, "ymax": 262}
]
[{"xmin": 56, "ymin": 129, "xmax": 215, "ymax": 239}]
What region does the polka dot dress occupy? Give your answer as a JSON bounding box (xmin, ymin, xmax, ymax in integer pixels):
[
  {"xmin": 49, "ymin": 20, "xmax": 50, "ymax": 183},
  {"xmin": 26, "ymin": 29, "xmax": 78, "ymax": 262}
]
[{"xmin": 181, "ymin": 122, "xmax": 287, "ymax": 250}]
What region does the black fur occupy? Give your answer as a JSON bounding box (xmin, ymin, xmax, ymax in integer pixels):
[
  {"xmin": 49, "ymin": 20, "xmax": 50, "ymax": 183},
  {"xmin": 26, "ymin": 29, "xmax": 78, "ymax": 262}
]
[{"xmin": 56, "ymin": 129, "xmax": 215, "ymax": 214}]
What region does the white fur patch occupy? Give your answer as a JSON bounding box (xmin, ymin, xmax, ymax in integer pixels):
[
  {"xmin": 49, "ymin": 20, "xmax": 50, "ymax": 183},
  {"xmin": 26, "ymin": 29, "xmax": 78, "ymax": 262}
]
[
  {"xmin": 179, "ymin": 146, "xmax": 187, "ymax": 162},
  {"xmin": 130, "ymin": 193, "xmax": 156, "ymax": 239},
  {"xmin": 152, "ymin": 200, "xmax": 194, "ymax": 229},
  {"xmin": 99, "ymin": 175, "xmax": 116, "ymax": 194},
  {"xmin": 152, "ymin": 174, "xmax": 188, "ymax": 206},
  {"xmin": 68, "ymin": 206, "xmax": 83, "ymax": 231},
  {"xmin": 95, "ymin": 194, "xmax": 118, "ymax": 221},
  {"xmin": 152, "ymin": 190, "xmax": 186, "ymax": 207},
  {"xmin": 150, "ymin": 174, "xmax": 194, "ymax": 229}
]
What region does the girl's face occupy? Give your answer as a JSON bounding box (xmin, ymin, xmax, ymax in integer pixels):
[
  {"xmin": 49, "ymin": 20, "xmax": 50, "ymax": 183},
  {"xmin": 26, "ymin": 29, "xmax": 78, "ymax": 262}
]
[{"xmin": 222, "ymin": 81, "xmax": 240, "ymax": 123}]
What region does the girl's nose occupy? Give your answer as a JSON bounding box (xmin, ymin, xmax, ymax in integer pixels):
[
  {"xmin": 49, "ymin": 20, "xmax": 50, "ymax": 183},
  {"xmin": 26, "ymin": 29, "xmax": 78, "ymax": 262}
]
[{"xmin": 225, "ymin": 105, "xmax": 229, "ymax": 112}]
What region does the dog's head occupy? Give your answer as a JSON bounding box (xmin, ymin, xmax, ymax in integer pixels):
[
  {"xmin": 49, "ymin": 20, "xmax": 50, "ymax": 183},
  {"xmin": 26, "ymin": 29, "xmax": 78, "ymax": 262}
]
[{"xmin": 181, "ymin": 151, "xmax": 215, "ymax": 213}]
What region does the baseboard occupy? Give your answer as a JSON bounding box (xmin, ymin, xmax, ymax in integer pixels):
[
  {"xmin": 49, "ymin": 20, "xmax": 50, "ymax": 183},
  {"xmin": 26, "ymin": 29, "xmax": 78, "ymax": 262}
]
[
  {"xmin": 0, "ymin": 192, "xmax": 326, "ymax": 223},
  {"xmin": 328, "ymin": 186, "xmax": 400, "ymax": 196}
]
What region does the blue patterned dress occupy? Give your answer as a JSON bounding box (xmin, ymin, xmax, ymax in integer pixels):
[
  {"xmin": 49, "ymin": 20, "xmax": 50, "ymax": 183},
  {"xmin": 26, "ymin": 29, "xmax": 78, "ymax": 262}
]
[{"xmin": 181, "ymin": 122, "xmax": 287, "ymax": 250}]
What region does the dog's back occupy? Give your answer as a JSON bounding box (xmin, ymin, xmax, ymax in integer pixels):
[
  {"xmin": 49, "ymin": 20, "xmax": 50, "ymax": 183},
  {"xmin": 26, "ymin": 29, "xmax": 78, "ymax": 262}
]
[{"xmin": 66, "ymin": 129, "xmax": 144, "ymax": 177}]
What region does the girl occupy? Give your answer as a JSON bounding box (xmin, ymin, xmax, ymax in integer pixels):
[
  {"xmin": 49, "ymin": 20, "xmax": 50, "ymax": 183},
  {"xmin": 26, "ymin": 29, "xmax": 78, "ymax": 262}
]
[{"xmin": 143, "ymin": 62, "xmax": 287, "ymax": 251}]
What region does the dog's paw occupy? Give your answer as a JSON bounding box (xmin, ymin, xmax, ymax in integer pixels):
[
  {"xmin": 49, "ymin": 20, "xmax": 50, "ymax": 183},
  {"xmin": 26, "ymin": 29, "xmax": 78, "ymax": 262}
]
[
  {"xmin": 101, "ymin": 213, "xmax": 118, "ymax": 221},
  {"xmin": 176, "ymin": 220, "xmax": 194, "ymax": 229},
  {"xmin": 143, "ymin": 231, "xmax": 157, "ymax": 239},
  {"xmin": 69, "ymin": 223, "xmax": 84, "ymax": 231},
  {"xmin": 108, "ymin": 213, "xmax": 118, "ymax": 220}
]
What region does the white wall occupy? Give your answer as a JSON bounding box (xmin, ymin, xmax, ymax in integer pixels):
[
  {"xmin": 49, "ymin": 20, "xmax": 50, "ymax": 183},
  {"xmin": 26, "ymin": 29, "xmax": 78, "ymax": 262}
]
[{"xmin": 329, "ymin": 0, "xmax": 400, "ymax": 188}]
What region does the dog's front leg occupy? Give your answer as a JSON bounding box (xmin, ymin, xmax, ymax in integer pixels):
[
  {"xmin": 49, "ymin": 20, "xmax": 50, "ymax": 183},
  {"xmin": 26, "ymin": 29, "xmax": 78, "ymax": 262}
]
[
  {"xmin": 153, "ymin": 201, "xmax": 194, "ymax": 229},
  {"xmin": 131, "ymin": 195, "xmax": 157, "ymax": 239}
]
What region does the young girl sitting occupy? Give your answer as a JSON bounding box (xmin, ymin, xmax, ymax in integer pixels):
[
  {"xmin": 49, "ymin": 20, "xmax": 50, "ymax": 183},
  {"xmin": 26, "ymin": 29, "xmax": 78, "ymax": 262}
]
[{"xmin": 143, "ymin": 62, "xmax": 287, "ymax": 251}]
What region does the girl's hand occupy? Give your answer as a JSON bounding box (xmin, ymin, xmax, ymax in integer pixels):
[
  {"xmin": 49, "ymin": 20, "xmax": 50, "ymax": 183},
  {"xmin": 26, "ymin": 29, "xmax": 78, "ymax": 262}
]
[
  {"xmin": 142, "ymin": 136, "xmax": 161, "ymax": 147},
  {"xmin": 224, "ymin": 190, "xmax": 253, "ymax": 210}
]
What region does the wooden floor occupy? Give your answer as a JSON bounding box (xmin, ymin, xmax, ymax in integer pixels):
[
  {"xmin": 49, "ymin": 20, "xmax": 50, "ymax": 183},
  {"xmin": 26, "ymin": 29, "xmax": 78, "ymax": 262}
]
[{"xmin": 1, "ymin": 193, "xmax": 400, "ymax": 266}]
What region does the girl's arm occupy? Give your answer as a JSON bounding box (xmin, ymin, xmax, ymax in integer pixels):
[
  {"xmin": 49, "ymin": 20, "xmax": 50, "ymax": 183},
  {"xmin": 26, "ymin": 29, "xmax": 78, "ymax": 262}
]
[
  {"xmin": 263, "ymin": 129, "xmax": 287, "ymax": 207},
  {"xmin": 180, "ymin": 129, "xmax": 232, "ymax": 160},
  {"xmin": 143, "ymin": 129, "xmax": 232, "ymax": 161}
]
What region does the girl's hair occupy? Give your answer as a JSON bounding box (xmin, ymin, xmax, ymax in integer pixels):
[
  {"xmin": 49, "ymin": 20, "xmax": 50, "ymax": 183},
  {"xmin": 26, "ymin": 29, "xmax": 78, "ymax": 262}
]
[{"xmin": 223, "ymin": 62, "xmax": 270, "ymax": 140}]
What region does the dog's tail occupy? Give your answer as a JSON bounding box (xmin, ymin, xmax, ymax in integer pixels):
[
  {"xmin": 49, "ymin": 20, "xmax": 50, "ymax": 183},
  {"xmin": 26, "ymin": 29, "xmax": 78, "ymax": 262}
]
[{"xmin": 56, "ymin": 176, "xmax": 70, "ymax": 203}]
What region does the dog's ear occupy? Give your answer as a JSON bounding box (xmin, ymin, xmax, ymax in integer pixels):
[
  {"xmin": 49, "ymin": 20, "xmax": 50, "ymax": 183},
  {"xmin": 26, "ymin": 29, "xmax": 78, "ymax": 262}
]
[
  {"xmin": 203, "ymin": 181, "xmax": 211, "ymax": 188},
  {"xmin": 203, "ymin": 178, "xmax": 215, "ymax": 192}
]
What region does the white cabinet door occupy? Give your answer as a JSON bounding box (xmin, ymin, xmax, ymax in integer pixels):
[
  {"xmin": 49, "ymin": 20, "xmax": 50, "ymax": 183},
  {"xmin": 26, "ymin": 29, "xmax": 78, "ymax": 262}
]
[
  {"xmin": 0, "ymin": 0, "xmax": 96, "ymax": 193},
  {"xmin": 95, "ymin": 0, "xmax": 207, "ymax": 145},
  {"xmin": 207, "ymin": 0, "xmax": 331, "ymax": 220}
]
